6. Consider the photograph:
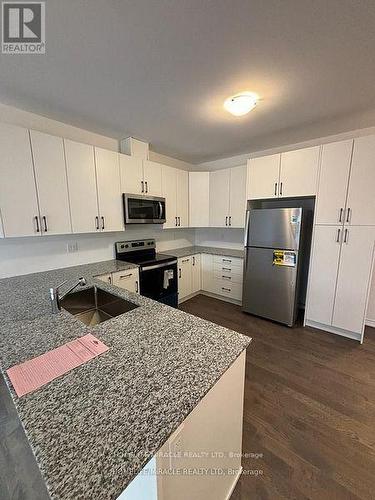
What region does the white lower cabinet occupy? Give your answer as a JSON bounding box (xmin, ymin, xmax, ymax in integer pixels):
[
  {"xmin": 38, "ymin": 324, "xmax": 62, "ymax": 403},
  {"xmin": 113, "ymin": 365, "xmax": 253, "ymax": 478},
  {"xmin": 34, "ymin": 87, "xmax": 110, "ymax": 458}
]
[
  {"xmin": 191, "ymin": 254, "xmax": 201, "ymax": 293},
  {"xmin": 96, "ymin": 269, "xmax": 140, "ymax": 294},
  {"xmin": 178, "ymin": 256, "xmax": 193, "ymax": 301},
  {"xmin": 202, "ymin": 254, "xmax": 243, "ymax": 302},
  {"xmin": 306, "ymin": 225, "xmax": 375, "ymax": 340}
]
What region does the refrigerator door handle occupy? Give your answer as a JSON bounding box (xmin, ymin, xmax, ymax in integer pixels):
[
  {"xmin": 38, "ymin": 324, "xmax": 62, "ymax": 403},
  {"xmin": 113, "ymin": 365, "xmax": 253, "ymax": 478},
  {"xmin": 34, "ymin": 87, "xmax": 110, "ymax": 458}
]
[{"xmin": 244, "ymin": 210, "xmax": 251, "ymax": 247}]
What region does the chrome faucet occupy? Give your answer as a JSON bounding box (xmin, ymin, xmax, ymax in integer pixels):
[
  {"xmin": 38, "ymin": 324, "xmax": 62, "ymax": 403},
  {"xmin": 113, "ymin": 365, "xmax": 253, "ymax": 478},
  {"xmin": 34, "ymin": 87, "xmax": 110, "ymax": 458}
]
[{"xmin": 50, "ymin": 277, "xmax": 87, "ymax": 313}]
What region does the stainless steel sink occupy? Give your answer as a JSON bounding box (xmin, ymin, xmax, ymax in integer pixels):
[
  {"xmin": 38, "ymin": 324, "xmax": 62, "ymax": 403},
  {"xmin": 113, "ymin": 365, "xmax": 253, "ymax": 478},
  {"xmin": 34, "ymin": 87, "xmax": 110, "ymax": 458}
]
[{"xmin": 60, "ymin": 286, "xmax": 139, "ymax": 326}]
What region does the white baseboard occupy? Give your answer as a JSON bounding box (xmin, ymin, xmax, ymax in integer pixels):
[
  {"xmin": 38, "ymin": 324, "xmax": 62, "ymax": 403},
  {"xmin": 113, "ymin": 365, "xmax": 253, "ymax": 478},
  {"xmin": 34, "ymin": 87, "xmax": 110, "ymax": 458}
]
[
  {"xmin": 201, "ymin": 290, "xmax": 242, "ymax": 306},
  {"xmin": 224, "ymin": 466, "xmax": 243, "ymax": 500},
  {"xmin": 305, "ymin": 319, "xmax": 362, "ymax": 342},
  {"xmin": 365, "ymin": 318, "xmax": 375, "ymax": 328}
]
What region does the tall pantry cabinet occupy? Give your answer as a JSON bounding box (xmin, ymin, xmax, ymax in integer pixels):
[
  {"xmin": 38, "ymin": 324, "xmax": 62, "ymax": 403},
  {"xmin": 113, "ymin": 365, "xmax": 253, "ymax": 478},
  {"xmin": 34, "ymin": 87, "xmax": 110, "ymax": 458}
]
[{"xmin": 306, "ymin": 137, "xmax": 375, "ymax": 342}]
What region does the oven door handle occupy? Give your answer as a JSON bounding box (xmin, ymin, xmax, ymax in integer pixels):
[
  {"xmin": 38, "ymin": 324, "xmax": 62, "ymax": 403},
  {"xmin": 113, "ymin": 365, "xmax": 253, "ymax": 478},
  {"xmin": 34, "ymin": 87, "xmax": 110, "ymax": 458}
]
[{"xmin": 141, "ymin": 260, "xmax": 177, "ymax": 272}]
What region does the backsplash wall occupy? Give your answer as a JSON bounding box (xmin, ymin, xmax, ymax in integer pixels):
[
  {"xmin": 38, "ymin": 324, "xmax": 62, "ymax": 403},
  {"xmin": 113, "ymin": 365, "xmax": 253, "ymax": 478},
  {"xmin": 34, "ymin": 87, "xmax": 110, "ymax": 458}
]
[
  {"xmin": 0, "ymin": 227, "xmax": 195, "ymax": 278},
  {"xmin": 195, "ymin": 228, "xmax": 245, "ymax": 250}
]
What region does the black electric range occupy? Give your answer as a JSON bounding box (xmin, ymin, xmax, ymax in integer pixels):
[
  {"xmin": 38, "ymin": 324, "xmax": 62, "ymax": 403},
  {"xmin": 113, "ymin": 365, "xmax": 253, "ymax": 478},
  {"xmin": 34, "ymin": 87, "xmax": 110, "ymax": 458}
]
[{"xmin": 115, "ymin": 239, "xmax": 178, "ymax": 308}]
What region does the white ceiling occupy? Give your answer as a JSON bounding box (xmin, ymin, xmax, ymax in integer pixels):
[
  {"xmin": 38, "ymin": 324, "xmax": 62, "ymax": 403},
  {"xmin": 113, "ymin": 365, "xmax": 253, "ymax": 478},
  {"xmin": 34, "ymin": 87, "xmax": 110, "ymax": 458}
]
[{"xmin": 1, "ymin": 0, "xmax": 375, "ymax": 163}]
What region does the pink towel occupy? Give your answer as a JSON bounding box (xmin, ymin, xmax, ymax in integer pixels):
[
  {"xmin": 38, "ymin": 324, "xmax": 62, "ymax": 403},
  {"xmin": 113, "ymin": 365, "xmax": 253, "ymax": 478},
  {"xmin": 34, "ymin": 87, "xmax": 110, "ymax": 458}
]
[{"xmin": 6, "ymin": 334, "xmax": 109, "ymax": 397}]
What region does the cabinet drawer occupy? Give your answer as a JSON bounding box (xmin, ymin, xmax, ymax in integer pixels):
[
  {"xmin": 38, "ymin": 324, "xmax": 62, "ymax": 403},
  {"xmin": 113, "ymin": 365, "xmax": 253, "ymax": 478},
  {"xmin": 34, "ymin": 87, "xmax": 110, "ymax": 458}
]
[
  {"xmin": 213, "ymin": 280, "xmax": 242, "ymax": 301},
  {"xmin": 213, "ymin": 256, "xmax": 243, "ymax": 269},
  {"xmin": 112, "ymin": 269, "xmax": 138, "ymax": 281},
  {"xmin": 213, "ymin": 262, "xmax": 243, "ymax": 276},
  {"xmin": 213, "ymin": 270, "xmax": 243, "ymax": 284}
]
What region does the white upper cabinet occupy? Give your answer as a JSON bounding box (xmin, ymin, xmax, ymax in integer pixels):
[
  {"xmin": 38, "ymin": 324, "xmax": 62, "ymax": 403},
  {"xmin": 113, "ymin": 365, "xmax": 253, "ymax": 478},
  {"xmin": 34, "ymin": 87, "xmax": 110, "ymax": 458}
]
[
  {"xmin": 94, "ymin": 147, "xmax": 123, "ymax": 232},
  {"xmin": 176, "ymin": 169, "xmax": 189, "ymax": 227},
  {"xmin": 0, "ymin": 123, "xmax": 40, "ymax": 237},
  {"xmin": 279, "ymin": 146, "xmax": 320, "ymax": 197},
  {"xmin": 162, "ymin": 165, "xmax": 177, "ymax": 228},
  {"xmin": 143, "ymin": 160, "xmax": 162, "ymax": 196},
  {"xmin": 30, "ymin": 130, "xmax": 72, "ymax": 235},
  {"xmin": 64, "ymin": 139, "xmax": 99, "ymax": 234},
  {"xmin": 119, "ymin": 153, "xmax": 144, "ymax": 195},
  {"xmin": 229, "ymin": 165, "xmax": 247, "ymax": 228},
  {"xmin": 332, "ymin": 226, "xmax": 375, "ymax": 336},
  {"xmin": 346, "ymin": 135, "xmax": 375, "ymax": 226},
  {"xmin": 161, "ymin": 166, "xmax": 189, "ymax": 228},
  {"xmin": 209, "ymin": 169, "xmax": 230, "ymax": 227},
  {"xmin": 247, "ymin": 154, "xmax": 280, "ymax": 200},
  {"xmin": 315, "ymin": 140, "xmax": 353, "ymax": 225},
  {"xmin": 189, "ymin": 172, "xmax": 210, "ymax": 227}
]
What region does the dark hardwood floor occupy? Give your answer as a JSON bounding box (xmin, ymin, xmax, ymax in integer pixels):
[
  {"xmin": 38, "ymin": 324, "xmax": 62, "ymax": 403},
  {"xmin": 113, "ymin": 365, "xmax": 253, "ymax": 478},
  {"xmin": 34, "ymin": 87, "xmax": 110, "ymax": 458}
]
[{"xmin": 180, "ymin": 294, "xmax": 375, "ymax": 500}]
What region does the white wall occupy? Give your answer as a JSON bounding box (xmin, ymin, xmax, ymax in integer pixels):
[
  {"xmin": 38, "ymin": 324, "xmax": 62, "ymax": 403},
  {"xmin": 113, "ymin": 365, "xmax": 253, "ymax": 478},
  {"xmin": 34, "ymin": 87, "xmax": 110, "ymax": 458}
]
[
  {"xmin": 0, "ymin": 228, "xmax": 195, "ymax": 278},
  {"xmin": 367, "ymin": 272, "xmax": 375, "ymax": 326},
  {"xmin": 195, "ymin": 228, "xmax": 244, "ymax": 250}
]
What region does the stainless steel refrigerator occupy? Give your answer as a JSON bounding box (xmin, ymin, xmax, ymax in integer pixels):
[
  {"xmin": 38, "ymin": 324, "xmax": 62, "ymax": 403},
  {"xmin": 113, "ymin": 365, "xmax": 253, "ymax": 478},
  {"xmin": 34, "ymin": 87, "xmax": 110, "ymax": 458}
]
[{"xmin": 242, "ymin": 207, "xmax": 303, "ymax": 327}]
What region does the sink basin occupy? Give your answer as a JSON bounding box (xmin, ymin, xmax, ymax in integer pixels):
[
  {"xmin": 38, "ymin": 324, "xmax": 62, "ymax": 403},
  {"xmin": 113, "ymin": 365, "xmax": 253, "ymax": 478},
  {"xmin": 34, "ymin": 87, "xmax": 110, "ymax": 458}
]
[{"xmin": 60, "ymin": 286, "xmax": 139, "ymax": 326}]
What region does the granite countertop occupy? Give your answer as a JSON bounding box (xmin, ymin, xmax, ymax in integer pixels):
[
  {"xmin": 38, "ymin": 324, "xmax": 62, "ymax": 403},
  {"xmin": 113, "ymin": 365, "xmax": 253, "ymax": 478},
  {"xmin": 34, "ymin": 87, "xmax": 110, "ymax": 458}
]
[
  {"xmin": 0, "ymin": 259, "xmax": 251, "ymax": 500},
  {"xmin": 168, "ymin": 245, "xmax": 245, "ymax": 259}
]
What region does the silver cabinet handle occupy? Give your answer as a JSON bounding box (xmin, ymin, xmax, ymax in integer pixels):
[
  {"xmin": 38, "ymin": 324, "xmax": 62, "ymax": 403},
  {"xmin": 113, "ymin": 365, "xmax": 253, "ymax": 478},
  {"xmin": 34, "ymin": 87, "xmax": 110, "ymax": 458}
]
[
  {"xmin": 178, "ymin": 217, "xmax": 181, "ymax": 226},
  {"xmin": 108, "ymin": 275, "xmax": 112, "ymax": 284},
  {"xmin": 42, "ymin": 216, "xmax": 48, "ymax": 232},
  {"xmin": 346, "ymin": 207, "xmax": 351, "ymax": 223},
  {"xmin": 279, "ymin": 182, "xmax": 283, "ymax": 196},
  {"xmin": 336, "ymin": 228, "xmax": 341, "ymax": 243},
  {"xmin": 95, "ymin": 216, "xmax": 99, "ymax": 230},
  {"xmin": 274, "ymin": 183, "xmax": 278, "ymax": 196},
  {"xmin": 223, "ymin": 259, "xmax": 232, "ymax": 263},
  {"xmin": 182, "ymin": 258, "xmax": 190, "ymax": 263},
  {"xmin": 34, "ymin": 215, "xmax": 40, "ymax": 233},
  {"xmin": 145, "ymin": 181, "xmax": 148, "ymax": 193},
  {"xmin": 179, "ymin": 268, "xmax": 181, "ymax": 279},
  {"xmin": 222, "ymin": 267, "xmax": 231, "ymax": 271},
  {"xmin": 101, "ymin": 216, "xmax": 105, "ymax": 230},
  {"xmin": 225, "ymin": 216, "xmax": 228, "ymax": 226},
  {"xmin": 222, "ymin": 287, "xmax": 231, "ymax": 292},
  {"xmin": 222, "ymin": 275, "xmax": 232, "ymax": 280},
  {"xmin": 344, "ymin": 228, "xmax": 349, "ymax": 243},
  {"xmin": 193, "ymin": 256, "xmax": 195, "ymax": 266},
  {"xmin": 175, "ymin": 216, "xmax": 178, "ymax": 226},
  {"xmin": 141, "ymin": 180, "xmax": 144, "ymax": 193},
  {"xmin": 229, "ymin": 216, "xmax": 232, "ymax": 226},
  {"xmin": 119, "ymin": 273, "xmax": 132, "ymax": 279},
  {"xmin": 339, "ymin": 208, "xmax": 343, "ymax": 223},
  {"xmin": 135, "ymin": 281, "xmax": 139, "ymax": 293}
]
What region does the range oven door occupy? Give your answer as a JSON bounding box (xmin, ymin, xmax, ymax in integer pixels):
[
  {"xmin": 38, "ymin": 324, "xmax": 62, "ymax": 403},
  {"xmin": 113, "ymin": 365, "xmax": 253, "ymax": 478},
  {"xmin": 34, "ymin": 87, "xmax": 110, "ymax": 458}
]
[
  {"xmin": 123, "ymin": 194, "xmax": 166, "ymax": 224},
  {"xmin": 140, "ymin": 260, "xmax": 178, "ymax": 308}
]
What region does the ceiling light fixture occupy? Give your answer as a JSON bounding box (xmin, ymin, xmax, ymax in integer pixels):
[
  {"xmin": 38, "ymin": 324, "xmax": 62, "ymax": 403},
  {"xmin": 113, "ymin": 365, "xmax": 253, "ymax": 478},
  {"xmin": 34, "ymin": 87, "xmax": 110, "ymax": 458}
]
[{"xmin": 224, "ymin": 92, "xmax": 259, "ymax": 116}]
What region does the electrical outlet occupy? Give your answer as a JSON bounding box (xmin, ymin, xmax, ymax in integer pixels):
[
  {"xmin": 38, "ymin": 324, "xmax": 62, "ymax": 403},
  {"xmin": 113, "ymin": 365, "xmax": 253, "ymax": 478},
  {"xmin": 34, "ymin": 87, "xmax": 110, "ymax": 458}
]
[{"xmin": 67, "ymin": 242, "xmax": 79, "ymax": 253}]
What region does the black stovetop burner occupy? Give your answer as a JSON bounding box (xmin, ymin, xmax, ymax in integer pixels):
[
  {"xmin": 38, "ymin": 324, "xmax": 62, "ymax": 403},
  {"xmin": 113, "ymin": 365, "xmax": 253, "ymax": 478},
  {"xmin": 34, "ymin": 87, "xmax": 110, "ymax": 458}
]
[{"xmin": 115, "ymin": 239, "xmax": 176, "ymax": 267}]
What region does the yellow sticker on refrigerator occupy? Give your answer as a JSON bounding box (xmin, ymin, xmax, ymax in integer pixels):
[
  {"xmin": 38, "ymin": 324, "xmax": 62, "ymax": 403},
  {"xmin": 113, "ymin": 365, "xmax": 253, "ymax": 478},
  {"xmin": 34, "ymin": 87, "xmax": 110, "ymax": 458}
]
[{"xmin": 273, "ymin": 250, "xmax": 297, "ymax": 267}]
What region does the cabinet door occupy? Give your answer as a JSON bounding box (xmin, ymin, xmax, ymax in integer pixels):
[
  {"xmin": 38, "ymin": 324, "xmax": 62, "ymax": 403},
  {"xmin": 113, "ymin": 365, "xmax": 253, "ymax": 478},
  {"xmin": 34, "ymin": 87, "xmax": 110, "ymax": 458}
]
[
  {"xmin": 189, "ymin": 172, "xmax": 210, "ymax": 227},
  {"xmin": 209, "ymin": 169, "xmax": 230, "ymax": 227},
  {"xmin": 0, "ymin": 123, "xmax": 40, "ymax": 237},
  {"xmin": 346, "ymin": 135, "xmax": 375, "ymax": 226},
  {"xmin": 191, "ymin": 254, "xmax": 202, "ymax": 293},
  {"xmin": 162, "ymin": 166, "xmax": 177, "ymax": 228},
  {"xmin": 143, "ymin": 160, "xmax": 162, "ymax": 196},
  {"xmin": 229, "ymin": 165, "xmax": 247, "ymax": 228},
  {"xmin": 65, "ymin": 139, "xmax": 99, "ymax": 233},
  {"xmin": 176, "ymin": 169, "xmax": 189, "ymax": 228},
  {"xmin": 119, "ymin": 154, "xmax": 144, "ymax": 195},
  {"xmin": 178, "ymin": 257, "xmax": 192, "ymax": 300},
  {"xmin": 95, "ymin": 148, "xmax": 123, "ymax": 232},
  {"xmin": 112, "ymin": 269, "xmax": 140, "ymax": 294},
  {"xmin": 201, "ymin": 253, "xmax": 215, "ymax": 293},
  {"xmin": 306, "ymin": 225, "xmax": 342, "ymax": 325},
  {"xmin": 96, "ymin": 273, "xmax": 112, "ymax": 285},
  {"xmin": 247, "ymin": 154, "xmax": 280, "ymax": 200},
  {"xmin": 30, "ymin": 130, "xmax": 71, "ymax": 235},
  {"xmin": 333, "ymin": 226, "xmax": 375, "ymax": 335},
  {"xmin": 279, "ymin": 146, "xmax": 320, "ymax": 197},
  {"xmin": 315, "ymin": 140, "xmax": 352, "ymax": 225}
]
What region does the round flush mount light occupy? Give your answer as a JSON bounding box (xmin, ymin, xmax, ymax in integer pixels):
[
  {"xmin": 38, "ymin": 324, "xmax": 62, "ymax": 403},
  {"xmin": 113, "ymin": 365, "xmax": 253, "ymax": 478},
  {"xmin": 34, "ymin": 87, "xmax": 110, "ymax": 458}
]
[{"xmin": 224, "ymin": 92, "xmax": 259, "ymax": 116}]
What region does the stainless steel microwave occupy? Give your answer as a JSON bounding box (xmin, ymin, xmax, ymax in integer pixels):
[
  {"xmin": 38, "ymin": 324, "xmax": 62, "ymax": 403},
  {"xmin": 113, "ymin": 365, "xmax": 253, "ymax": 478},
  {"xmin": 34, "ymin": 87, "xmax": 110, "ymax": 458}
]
[{"xmin": 123, "ymin": 194, "xmax": 166, "ymax": 224}]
